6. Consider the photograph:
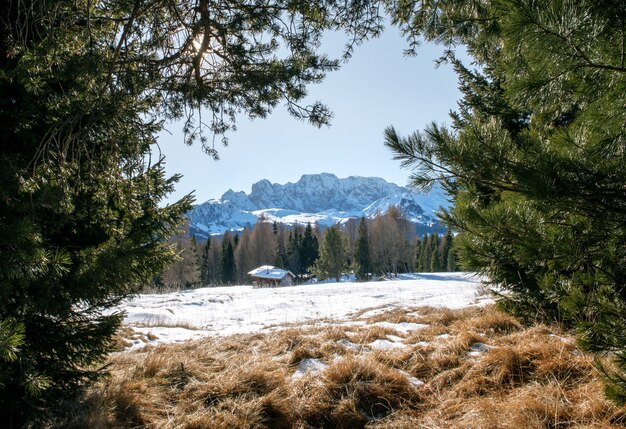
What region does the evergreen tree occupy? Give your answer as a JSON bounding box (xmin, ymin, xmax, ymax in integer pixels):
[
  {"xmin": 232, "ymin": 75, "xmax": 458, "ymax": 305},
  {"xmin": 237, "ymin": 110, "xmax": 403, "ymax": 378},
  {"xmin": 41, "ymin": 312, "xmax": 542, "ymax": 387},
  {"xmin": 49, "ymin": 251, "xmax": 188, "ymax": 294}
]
[
  {"xmin": 273, "ymin": 223, "xmax": 288, "ymax": 269},
  {"xmin": 354, "ymin": 217, "xmax": 373, "ymax": 281},
  {"xmin": 0, "ymin": 1, "xmax": 386, "ymax": 419},
  {"xmin": 446, "ymin": 247, "xmax": 458, "ymax": 272},
  {"xmin": 424, "ymin": 234, "xmax": 438, "ymax": 273},
  {"xmin": 413, "ymin": 236, "xmax": 422, "ymax": 272},
  {"xmin": 200, "ymin": 237, "xmax": 212, "ymax": 285},
  {"xmin": 441, "ymin": 229, "xmax": 453, "ymax": 271},
  {"xmin": 314, "ymin": 225, "xmax": 348, "ymax": 282},
  {"xmin": 286, "ymin": 229, "xmax": 303, "ymax": 277},
  {"xmin": 233, "ymin": 234, "xmax": 240, "ymax": 249},
  {"xmin": 221, "ymin": 233, "xmax": 236, "ymax": 285},
  {"xmin": 301, "ymin": 222, "xmax": 319, "ymax": 274},
  {"xmin": 208, "ymin": 238, "xmax": 223, "ymax": 285},
  {"xmin": 386, "ymin": 0, "xmax": 626, "ymax": 401},
  {"xmin": 429, "ymin": 234, "xmax": 442, "ymax": 273}
]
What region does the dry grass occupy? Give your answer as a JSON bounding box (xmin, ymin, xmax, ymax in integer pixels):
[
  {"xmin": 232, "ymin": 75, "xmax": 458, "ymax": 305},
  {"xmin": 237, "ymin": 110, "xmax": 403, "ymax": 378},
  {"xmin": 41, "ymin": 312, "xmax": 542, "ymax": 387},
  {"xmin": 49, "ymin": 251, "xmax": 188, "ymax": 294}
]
[{"xmin": 46, "ymin": 305, "xmax": 626, "ymax": 428}]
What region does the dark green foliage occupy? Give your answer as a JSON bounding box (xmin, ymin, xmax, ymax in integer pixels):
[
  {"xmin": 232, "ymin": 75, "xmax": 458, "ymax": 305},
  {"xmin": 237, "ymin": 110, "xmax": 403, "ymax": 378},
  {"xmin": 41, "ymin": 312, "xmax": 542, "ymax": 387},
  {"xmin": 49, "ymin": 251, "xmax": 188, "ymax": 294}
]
[
  {"xmin": 354, "ymin": 217, "xmax": 373, "ymax": 281},
  {"xmin": 386, "ymin": 0, "xmax": 626, "ymax": 402},
  {"xmin": 200, "ymin": 237, "xmax": 212, "ymax": 285},
  {"xmin": 301, "ymin": 223, "xmax": 320, "ymax": 275},
  {"xmin": 416, "ymin": 235, "xmax": 429, "ymax": 272},
  {"xmin": 282, "ymin": 224, "xmax": 320, "ymax": 278},
  {"xmin": 0, "ymin": 0, "xmax": 387, "ymax": 422},
  {"xmin": 221, "ymin": 233, "xmax": 236, "ymax": 285},
  {"xmin": 274, "ymin": 223, "xmax": 288, "ymax": 269},
  {"xmin": 429, "ymin": 236, "xmax": 442, "ymax": 272},
  {"xmin": 286, "ymin": 229, "xmax": 303, "ymax": 276},
  {"xmin": 413, "ymin": 232, "xmax": 456, "ymax": 273},
  {"xmin": 441, "ymin": 229, "xmax": 453, "ymax": 271},
  {"xmin": 314, "ymin": 225, "xmax": 348, "ymax": 282}
]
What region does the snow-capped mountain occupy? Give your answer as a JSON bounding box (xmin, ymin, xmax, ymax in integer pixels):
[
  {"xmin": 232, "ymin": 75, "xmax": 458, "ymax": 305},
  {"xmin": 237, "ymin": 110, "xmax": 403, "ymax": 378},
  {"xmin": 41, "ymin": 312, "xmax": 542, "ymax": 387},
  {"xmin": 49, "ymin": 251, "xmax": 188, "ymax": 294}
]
[{"xmin": 187, "ymin": 173, "xmax": 449, "ymax": 238}]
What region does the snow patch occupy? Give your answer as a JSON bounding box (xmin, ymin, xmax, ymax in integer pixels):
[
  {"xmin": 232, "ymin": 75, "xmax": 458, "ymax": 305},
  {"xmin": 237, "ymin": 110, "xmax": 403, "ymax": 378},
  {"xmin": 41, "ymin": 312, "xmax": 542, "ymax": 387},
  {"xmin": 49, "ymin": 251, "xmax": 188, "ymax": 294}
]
[
  {"xmin": 373, "ymin": 321, "xmax": 429, "ymax": 334},
  {"xmin": 292, "ymin": 358, "xmax": 327, "ymax": 379},
  {"xmin": 368, "ymin": 339, "xmax": 406, "ymax": 350},
  {"xmin": 337, "ymin": 339, "xmax": 361, "ymax": 352}
]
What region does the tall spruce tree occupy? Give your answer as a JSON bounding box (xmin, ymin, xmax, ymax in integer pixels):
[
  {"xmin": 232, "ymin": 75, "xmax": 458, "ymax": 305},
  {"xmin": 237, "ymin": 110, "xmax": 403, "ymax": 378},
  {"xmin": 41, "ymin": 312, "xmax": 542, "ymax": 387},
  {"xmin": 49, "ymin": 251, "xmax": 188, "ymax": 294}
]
[
  {"xmin": 301, "ymin": 222, "xmax": 319, "ymax": 275},
  {"xmin": 440, "ymin": 229, "xmax": 453, "ymax": 271},
  {"xmin": 314, "ymin": 225, "xmax": 348, "ymax": 282},
  {"xmin": 286, "ymin": 229, "xmax": 303, "ymax": 276},
  {"xmin": 200, "ymin": 237, "xmax": 212, "ymax": 285},
  {"xmin": 354, "ymin": 217, "xmax": 373, "ymax": 281},
  {"xmin": 221, "ymin": 233, "xmax": 236, "ymax": 285},
  {"xmin": 385, "ymin": 0, "xmax": 626, "ymax": 402},
  {"xmin": 0, "ymin": 1, "xmax": 388, "ymax": 419},
  {"xmin": 413, "ymin": 236, "xmax": 422, "ymax": 272},
  {"xmin": 429, "ymin": 235, "xmax": 442, "ymax": 273}
]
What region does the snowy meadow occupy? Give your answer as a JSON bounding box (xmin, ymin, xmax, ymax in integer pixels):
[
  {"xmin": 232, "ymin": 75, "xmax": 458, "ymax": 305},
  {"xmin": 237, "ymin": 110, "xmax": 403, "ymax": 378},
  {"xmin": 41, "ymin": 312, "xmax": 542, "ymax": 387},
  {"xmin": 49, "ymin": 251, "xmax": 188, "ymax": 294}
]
[
  {"xmin": 118, "ymin": 272, "xmax": 491, "ymax": 347},
  {"xmin": 53, "ymin": 273, "xmax": 625, "ymax": 428}
]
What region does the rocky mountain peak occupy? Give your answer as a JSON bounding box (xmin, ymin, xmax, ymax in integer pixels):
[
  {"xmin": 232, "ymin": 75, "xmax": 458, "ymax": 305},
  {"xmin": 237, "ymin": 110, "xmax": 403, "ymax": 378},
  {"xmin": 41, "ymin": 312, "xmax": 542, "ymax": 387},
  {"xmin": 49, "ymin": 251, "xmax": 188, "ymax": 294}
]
[{"xmin": 187, "ymin": 173, "xmax": 448, "ymax": 238}]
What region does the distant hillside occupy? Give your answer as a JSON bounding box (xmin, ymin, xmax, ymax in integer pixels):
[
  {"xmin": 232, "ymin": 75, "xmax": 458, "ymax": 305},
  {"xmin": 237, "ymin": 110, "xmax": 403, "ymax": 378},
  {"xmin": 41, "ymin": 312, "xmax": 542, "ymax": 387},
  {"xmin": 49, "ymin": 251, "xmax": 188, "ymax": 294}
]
[{"xmin": 187, "ymin": 173, "xmax": 449, "ymax": 238}]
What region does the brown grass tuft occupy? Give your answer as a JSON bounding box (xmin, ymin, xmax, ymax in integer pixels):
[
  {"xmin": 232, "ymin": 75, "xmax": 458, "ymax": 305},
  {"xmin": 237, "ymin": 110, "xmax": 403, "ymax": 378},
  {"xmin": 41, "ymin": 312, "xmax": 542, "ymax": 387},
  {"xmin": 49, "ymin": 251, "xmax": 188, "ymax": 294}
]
[
  {"xmin": 297, "ymin": 356, "xmax": 422, "ymax": 428},
  {"xmin": 43, "ymin": 305, "xmax": 626, "ymax": 429}
]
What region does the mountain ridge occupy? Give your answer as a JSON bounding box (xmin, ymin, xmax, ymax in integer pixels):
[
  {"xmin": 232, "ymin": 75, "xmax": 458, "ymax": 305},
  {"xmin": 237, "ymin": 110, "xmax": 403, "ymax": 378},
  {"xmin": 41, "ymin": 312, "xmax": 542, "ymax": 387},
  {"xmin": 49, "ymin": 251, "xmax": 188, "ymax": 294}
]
[{"xmin": 187, "ymin": 173, "xmax": 449, "ymax": 238}]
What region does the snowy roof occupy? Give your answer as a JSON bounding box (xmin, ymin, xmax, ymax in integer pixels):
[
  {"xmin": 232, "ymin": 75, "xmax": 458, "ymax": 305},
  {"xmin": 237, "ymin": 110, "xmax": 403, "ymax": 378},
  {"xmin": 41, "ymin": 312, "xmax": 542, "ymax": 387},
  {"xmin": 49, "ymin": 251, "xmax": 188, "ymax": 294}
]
[{"xmin": 247, "ymin": 265, "xmax": 294, "ymax": 280}]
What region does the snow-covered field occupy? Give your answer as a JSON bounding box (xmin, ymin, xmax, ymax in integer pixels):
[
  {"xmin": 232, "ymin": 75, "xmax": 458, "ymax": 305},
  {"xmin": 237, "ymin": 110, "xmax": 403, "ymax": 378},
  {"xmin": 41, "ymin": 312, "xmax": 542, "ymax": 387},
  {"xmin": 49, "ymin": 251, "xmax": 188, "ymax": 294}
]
[{"xmin": 118, "ymin": 272, "xmax": 491, "ymax": 348}]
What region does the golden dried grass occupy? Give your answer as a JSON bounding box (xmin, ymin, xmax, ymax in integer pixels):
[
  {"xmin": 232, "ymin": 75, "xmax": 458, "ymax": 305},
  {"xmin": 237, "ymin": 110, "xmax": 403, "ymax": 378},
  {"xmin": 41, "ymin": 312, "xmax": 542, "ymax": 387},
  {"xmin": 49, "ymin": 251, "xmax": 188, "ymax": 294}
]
[{"xmin": 46, "ymin": 304, "xmax": 626, "ymax": 428}]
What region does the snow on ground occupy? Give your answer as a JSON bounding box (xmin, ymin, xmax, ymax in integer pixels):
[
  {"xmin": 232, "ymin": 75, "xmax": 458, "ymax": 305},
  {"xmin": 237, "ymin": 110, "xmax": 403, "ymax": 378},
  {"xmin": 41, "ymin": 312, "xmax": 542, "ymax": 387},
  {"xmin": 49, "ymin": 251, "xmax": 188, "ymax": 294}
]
[{"xmin": 118, "ymin": 272, "xmax": 490, "ymax": 347}]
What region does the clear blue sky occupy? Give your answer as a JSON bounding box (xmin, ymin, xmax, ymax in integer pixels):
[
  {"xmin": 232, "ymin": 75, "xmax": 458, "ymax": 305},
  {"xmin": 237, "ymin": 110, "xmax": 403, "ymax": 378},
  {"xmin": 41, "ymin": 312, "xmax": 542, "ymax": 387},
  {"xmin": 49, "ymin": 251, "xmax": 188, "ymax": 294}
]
[{"xmin": 158, "ymin": 27, "xmax": 463, "ymax": 205}]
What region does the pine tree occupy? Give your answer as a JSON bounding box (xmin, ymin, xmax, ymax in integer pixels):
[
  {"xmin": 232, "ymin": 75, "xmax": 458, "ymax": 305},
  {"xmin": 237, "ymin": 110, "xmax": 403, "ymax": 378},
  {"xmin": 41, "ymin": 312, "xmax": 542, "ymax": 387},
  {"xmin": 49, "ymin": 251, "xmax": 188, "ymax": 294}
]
[
  {"xmin": 413, "ymin": 236, "xmax": 422, "ymax": 272},
  {"xmin": 354, "ymin": 217, "xmax": 373, "ymax": 281},
  {"xmin": 0, "ymin": 1, "xmax": 386, "ymax": 419},
  {"xmin": 286, "ymin": 229, "xmax": 303, "ymax": 277},
  {"xmin": 200, "ymin": 237, "xmax": 212, "ymax": 285},
  {"xmin": 273, "ymin": 223, "xmax": 287, "ymax": 269},
  {"xmin": 446, "ymin": 248, "xmax": 457, "ymax": 272},
  {"xmin": 301, "ymin": 222, "xmax": 319, "ymax": 275},
  {"xmin": 208, "ymin": 238, "xmax": 224, "ymax": 285},
  {"xmin": 314, "ymin": 225, "xmax": 348, "ymax": 282},
  {"xmin": 221, "ymin": 233, "xmax": 236, "ymax": 285},
  {"xmin": 386, "ymin": 0, "xmax": 626, "ymax": 402},
  {"xmin": 418, "ymin": 235, "xmax": 429, "ymax": 272},
  {"xmin": 441, "ymin": 230, "xmax": 453, "ymax": 271},
  {"xmin": 430, "ymin": 234, "xmax": 442, "ymax": 273}
]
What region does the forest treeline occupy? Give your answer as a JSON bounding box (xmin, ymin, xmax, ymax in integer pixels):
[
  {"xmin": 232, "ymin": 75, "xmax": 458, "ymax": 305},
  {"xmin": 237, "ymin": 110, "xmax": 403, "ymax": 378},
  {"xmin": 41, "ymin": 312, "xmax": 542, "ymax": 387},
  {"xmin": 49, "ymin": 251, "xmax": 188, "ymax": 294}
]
[{"xmin": 156, "ymin": 206, "xmax": 457, "ymax": 290}]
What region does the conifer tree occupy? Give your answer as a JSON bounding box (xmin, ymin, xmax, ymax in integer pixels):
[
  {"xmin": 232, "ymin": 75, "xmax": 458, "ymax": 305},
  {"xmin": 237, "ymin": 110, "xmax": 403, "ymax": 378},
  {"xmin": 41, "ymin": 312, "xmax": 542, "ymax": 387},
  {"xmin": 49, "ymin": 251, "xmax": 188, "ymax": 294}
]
[
  {"xmin": 221, "ymin": 233, "xmax": 236, "ymax": 285},
  {"xmin": 0, "ymin": 1, "xmax": 388, "ymax": 419},
  {"xmin": 208, "ymin": 238, "xmax": 223, "ymax": 285},
  {"xmin": 446, "ymin": 248, "xmax": 458, "ymax": 272},
  {"xmin": 273, "ymin": 223, "xmax": 288, "ymax": 269},
  {"xmin": 200, "ymin": 237, "xmax": 212, "ymax": 285},
  {"xmin": 354, "ymin": 217, "xmax": 373, "ymax": 281},
  {"xmin": 314, "ymin": 225, "xmax": 348, "ymax": 282},
  {"xmin": 441, "ymin": 230, "xmax": 453, "ymax": 271},
  {"xmin": 413, "ymin": 236, "xmax": 422, "ymax": 272},
  {"xmin": 301, "ymin": 222, "xmax": 319, "ymax": 274},
  {"xmin": 286, "ymin": 229, "xmax": 303, "ymax": 276},
  {"xmin": 385, "ymin": 0, "xmax": 626, "ymax": 401},
  {"xmin": 430, "ymin": 236, "xmax": 442, "ymax": 273}
]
